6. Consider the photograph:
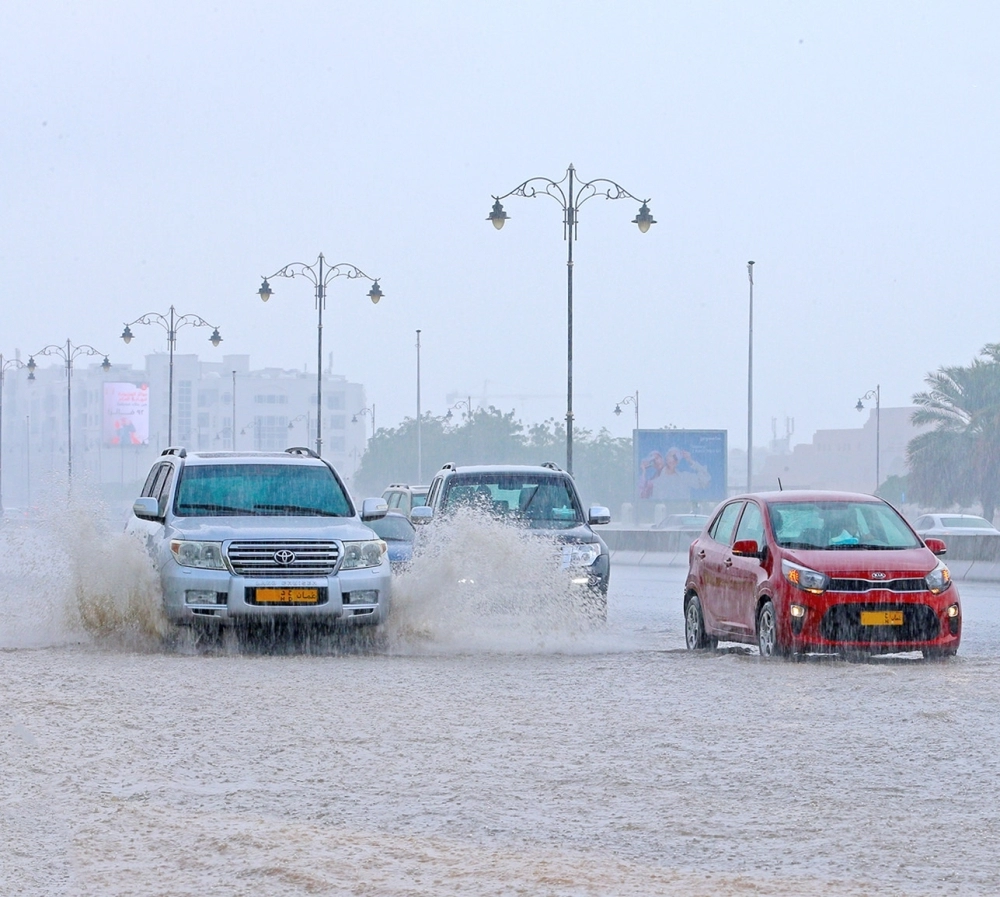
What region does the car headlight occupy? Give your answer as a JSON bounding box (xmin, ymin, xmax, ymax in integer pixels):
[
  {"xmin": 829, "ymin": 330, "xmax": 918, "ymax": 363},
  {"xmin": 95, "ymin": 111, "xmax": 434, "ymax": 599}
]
[
  {"xmin": 170, "ymin": 540, "xmax": 226, "ymax": 570},
  {"xmin": 782, "ymin": 559, "xmax": 828, "ymax": 594},
  {"xmin": 563, "ymin": 543, "xmax": 601, "ymax": 568},
  {"xmin": 340, "ymin": 540, "xmax": 387, "ymax": 569},
  {"xmin": 926, "ymin": 560, "xmax": 952, "ymax": 594}
]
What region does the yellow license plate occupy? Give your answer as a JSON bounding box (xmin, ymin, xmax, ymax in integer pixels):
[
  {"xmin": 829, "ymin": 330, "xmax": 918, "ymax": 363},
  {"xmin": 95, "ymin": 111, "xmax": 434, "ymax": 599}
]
[
  {"xmin": 861, "ymin": 610, "xmax": 903, "ymax": 626},
  {"xmin": 255, "ymin": 588, "xmax": 319, "ymax": 604}
]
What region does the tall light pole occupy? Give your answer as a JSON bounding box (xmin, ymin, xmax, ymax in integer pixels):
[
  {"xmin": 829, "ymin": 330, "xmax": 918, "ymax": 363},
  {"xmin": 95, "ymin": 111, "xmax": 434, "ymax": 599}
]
[
  {"xmin": 353, "ymin": 405, "xmax": 376, "ymax": 439},
  {"xmin": 613, "ymin": 391, "xmax": 640, "ymax": 432},
  {"xmin": 856, "ymin": 386, "xmax": 881, "ymax": 493},
  {"xmin": 747, "ymin": 261, "xmax": 755, "ymax": 493},
  {"xmin": 27, "ymin": 341, "xmax": 111, "ymax": 482},
  {"xmin": 0, "ymin": 354, "xmax": 26, "ymax": 513},
  {"xmin": 121, "ymin": 307, "xmax": 222, "ymax": 446},
  {"xmin": 416, "ymin": 329, "xmax": 422, "ymax": 483},
  {"xmin": 489, "ymin": 164, "xmax": 654, "ymax": 474},
  {"xmin": 231, "ymin": 370, "xmax": 237, "ymax": 450},
  {"xmin": 258, "ymin": 254, "xmax": 382, "ymax": 458}
]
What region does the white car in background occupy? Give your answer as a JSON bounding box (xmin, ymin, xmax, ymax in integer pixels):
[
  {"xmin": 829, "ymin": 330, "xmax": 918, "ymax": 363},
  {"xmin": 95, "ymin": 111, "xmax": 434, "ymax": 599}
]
[{"xmin": 913, "ymin": 513, "xmax": 1000, "ymax": 538}]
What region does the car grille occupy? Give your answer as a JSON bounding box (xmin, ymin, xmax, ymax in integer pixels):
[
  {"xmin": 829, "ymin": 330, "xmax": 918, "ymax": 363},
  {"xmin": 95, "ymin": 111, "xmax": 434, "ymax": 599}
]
[
  {"xmin": 227, "ymin": 541, "xmax": 340, "ymax": 577},
  {"xmin": 819, "ymin": 603, "xmax": 940, "ymax": 643},
  {"xmin": 827, "ymin": 577, "xmax": 927, "ymax": 593}
]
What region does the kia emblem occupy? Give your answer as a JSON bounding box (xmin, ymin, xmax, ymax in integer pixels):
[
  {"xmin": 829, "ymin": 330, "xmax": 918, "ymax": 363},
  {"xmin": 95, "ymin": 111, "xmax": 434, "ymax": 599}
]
[
  {"xmin": 870, "ymin": 572, "xmax": 886, "ymax": 580},
  {"xmin": 274, "ymin": 549, "xmax": 296, "ymax": 565}
]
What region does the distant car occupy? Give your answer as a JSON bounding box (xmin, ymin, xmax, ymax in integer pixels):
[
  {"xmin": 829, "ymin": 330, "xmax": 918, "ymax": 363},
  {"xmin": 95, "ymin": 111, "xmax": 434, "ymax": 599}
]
[
  {"xmin": 366, "ymin": 510, "xmax": 415, "ymax": 571},
  {"xmin": 913, "ymin": 513, "xmax": 1000, "ymax": 538},
  {"xmin": 684, "ymin": 490, "xmax": 961, "ymax": 660},
  {"xmin": 652, "ymin": 513, "xmax": 709, "ymax": 532},
  {"xmin": 381, "ymin": 483, "xmax": 429, "ymax": 519}
]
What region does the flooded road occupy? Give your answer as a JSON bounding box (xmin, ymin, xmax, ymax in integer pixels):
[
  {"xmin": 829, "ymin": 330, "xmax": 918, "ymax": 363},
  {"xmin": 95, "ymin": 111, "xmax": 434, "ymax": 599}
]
[{"xmin": 2, "ymin": 517, "xmax": 999, "ymax": 895}]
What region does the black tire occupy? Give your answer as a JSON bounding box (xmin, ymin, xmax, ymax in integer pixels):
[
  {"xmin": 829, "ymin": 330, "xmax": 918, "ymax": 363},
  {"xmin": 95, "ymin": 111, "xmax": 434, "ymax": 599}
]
[
  {"xmin": 757, "ymin": 600, "xmax": 788, "ymax": 658},
  {"xmin": 922, "ymin": 648, "xmax": 957, "ymax": 661},
  {"xmin": 685, "ymin": 593, "xmax": 716, "ymax": 650}
]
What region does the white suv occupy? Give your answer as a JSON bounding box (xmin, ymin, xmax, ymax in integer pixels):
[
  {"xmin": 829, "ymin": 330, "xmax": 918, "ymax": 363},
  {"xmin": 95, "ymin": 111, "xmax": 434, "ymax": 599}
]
[{"xmin": 127, "ymin": 447, "xmax": 391, "ymax": 631}]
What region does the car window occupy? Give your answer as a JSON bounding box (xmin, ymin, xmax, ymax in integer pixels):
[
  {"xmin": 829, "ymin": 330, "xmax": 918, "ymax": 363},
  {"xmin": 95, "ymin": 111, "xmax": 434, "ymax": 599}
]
[
  {"xmin": 709, "ymin": 502, "xmax": 743, "ymax": 546},
  {"xmin": 411, "ymin": 493, "xmax": 428, "ymax": 508},
  {"xmin": 734, "ymin": 502, "xmax": 764, "ymax": 545},
  {"xmin": 155, "ymin": 466, "xmax": 175, "ymax": 516},
  {"xmin": 141, "ymin": 463, "xmax": 164, "ymax": 498},
  {"xmin": 942, "ymin": 516, "xmax": 994, "ymax": 529},
  {"xmin": 914, "ymin": 516, "xmax": 931, "ymax": 529},
  {"xmin": 440, "ymin": 473, "xmax": 583, "ymax": 528},
  {"xmin": 174, "ymin": 464, "xmax": 351, "ymax": 517},
  {"xmin": 768, "ymin": 500, "xmax": 922, "ymax": 549}
]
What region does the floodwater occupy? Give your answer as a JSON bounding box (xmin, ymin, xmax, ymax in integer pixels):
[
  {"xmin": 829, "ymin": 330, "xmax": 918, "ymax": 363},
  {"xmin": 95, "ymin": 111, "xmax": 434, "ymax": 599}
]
[{"xmin": 2, "ymin": 508, "xmax": 999, "ymax": 896}]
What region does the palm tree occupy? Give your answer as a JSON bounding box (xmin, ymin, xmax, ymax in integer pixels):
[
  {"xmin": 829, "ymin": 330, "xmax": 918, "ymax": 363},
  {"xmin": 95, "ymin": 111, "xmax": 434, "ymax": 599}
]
[{"xmin": 908, "ymin": 343, "xmax": 1000, "ymax": 521}]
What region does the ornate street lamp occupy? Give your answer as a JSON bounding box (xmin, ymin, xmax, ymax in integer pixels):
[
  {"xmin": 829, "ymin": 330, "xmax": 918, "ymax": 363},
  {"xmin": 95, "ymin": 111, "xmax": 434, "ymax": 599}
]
[
  {"xmin": 489, "ymin": 164, "xmax": 654, "ymax": 473},
  {"xmin": 856, "ymin": 386, "xmax": 881, "ymax": 493},
  {"xmin": 613, "ymin": 391, "xmax": 640, "ymax": 431},
  {"xmin": 444, "ymin": 397, "xmax": 473, "ymax": 423},
  {"xmin": 121, "ymin": 306, "xmax": 222, "ymax": 446},
  {"xmin": 258, "ymin": 254, "xmax": 382, "ymax": 458},
  {"xmin": 26, "ymin": 340, "xmax": 111, "ymax": 482},
  {"xmin": 352, "ymin": 405, "xmax": 376, "ymax": 439}
]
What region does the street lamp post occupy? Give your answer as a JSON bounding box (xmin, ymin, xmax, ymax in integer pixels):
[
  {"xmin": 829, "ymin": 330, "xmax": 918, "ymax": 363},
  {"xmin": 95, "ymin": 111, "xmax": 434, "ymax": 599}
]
[
  {"xmin": 747, "ymin": 261, "xmax": 755, "ymax": 493},
  {"xmin": 0, "ymin": 354, "xmax": 26, "ymax": 513},
  {"xmin": 613, "ymin": 391, "xmax": 640, "ymax": 431},
  {"xmin": 856, "ymin": 386, "xmax": 881, "ymax": 493},
  {"xmin": 352, "ymin": 405, "xmax": 376, "ymax": 439},
  {"xmin": 489, "ymin": 164, "xmax": 654, "ymax": 474},
  {"xmin": 444, "ymin": 397, "xmax": 473, "ymax": 423},
  {"xmin": 27, "ymin": 340, "xmax": 111, "ymax": 482},
  {"xmin": 416, "ymin": 329, "xmax": 422, "ymax": 484},
  {"xmin": 121, "ymin": 306, "xmax": 222, "ymax": 446},
  {"xmin": 258, "ymin": 254, "xmax": 382, "ymax": 458}
]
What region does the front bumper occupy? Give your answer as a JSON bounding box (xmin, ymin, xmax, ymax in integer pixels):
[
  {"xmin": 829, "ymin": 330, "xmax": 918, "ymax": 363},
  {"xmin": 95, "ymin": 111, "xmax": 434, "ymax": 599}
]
[{"xmin": 159, "ymin": 561, "xmax": 392, "ymax": 626}]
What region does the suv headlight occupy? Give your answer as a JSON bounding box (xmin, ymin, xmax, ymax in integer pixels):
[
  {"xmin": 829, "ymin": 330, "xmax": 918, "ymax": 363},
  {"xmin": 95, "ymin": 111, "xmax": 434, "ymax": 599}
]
[
  {"xmin": 170, "ymin": 540, "xmax": 226, "ymax": 570},
  {"xmin": 340, "ymin": 540, "xmax": 387, "ymax": 570},
  {"xmin": 563, "ymin": 543, "xmax": 601, "ymax": 568},
  {"xmin": 926, "ymin": 560, "xmax": 952, "ymax": 594},
  {"xmin": 782, "ymin": 559, "xmax": 828, "ymax": 594}
]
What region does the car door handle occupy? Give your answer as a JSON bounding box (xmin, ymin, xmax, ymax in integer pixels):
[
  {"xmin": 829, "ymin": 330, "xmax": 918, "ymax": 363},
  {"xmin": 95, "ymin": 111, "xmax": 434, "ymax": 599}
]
[
  {"xmin": 724, "ymin": 557, "xmax": 733, "ymax": 567},
  {"xmin": 697, "ymin": 550, "xmax": 706, "ymax": 559}
]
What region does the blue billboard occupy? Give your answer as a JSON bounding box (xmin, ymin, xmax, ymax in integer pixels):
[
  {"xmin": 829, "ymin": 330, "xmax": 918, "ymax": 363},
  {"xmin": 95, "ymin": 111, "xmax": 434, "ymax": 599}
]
[{"xmin": 634, "ymin": 429, "xmax": 727, "ymax": 505}]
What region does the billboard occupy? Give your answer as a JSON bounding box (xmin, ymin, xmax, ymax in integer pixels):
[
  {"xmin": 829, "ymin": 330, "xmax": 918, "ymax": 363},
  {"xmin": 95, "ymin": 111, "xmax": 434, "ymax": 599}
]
[
  {"xmin": 104, "ymin": 382, "xmax": 150, "ymax": 445},
  {"xmin": 634, "ymin": 429, "xmax": 727, "ymax": 505}
]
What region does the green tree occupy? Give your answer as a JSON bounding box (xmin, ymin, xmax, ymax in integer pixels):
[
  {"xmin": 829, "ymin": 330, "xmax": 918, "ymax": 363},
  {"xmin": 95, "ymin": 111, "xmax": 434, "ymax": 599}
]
[{"xmin": 908, "ymin": 343, "xmax": 1000, "ymax": 521}]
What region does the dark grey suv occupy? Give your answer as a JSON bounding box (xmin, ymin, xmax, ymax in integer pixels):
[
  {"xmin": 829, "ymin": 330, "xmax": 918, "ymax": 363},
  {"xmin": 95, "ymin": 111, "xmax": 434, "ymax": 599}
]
[{"xmin": 412, "ymin": 462, "xmax": 611, "ymax": 616}]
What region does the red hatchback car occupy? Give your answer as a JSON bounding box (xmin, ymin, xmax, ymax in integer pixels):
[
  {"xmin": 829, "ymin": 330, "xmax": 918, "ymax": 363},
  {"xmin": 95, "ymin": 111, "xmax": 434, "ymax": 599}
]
[{"xmin": 684, "ymin": 491, "xmax": 961, "ymax": 659}]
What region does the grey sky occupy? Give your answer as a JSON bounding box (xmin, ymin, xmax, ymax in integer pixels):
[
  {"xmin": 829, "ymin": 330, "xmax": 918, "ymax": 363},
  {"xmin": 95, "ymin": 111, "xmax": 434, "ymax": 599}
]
[{"xmin": 2, "ymin": 2, "xmax": 997, "ymax": 452}]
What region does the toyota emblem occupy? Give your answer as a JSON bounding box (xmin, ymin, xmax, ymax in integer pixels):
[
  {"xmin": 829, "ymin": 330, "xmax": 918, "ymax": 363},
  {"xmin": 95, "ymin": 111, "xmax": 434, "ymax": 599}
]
[{"xmin": 274, "ymin": 549, "xmax": 296, "ymax": 565}]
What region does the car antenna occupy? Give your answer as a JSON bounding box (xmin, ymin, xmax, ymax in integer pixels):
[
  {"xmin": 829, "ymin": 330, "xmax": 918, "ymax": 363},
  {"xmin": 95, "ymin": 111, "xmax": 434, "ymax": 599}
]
[{"xmin": 777, "ymin": 477, "xmax": 783, "ymax": 491}]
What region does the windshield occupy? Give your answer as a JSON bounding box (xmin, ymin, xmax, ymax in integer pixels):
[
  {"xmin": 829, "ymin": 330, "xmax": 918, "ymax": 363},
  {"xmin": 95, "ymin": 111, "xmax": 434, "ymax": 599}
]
[
  {"xmin": 441, "ymin": 473, "xmax": 583, "ymax": 529},
  {"xmin": 768, "ymin": 500, "xmax": 922, "ymax": 550},
  {"xmin": 174, "ymin": 464, "xmax": 352, "ymax": 517}
]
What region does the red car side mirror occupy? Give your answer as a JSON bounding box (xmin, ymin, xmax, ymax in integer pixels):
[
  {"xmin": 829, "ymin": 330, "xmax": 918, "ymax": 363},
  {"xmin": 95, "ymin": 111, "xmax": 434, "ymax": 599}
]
[
  {"xmin": 732, "ymin": 539, "xmax": 760, "ymax": 557},
  {"xmin": 924, "ymin": 537, "xmax": 947, "ymax": 557}
]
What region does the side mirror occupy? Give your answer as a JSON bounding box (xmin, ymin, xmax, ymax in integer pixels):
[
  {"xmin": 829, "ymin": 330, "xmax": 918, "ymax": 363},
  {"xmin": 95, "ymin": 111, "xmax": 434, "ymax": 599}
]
[
  {"xmin": 132, "ymin": 497, "xmax": 160, "ymax": 520},
  {"xmin": 360, "ymin": 498, "xmax": 388, "ymax": 522},
  {"xmin": 924, "ymin": 537, "xmax": 947, "ymax": 557},
  {"xmin": 410, "ymin": 506, "xmax": 434, "ymax": 525},
  {"xmin": 588, "ymin": 506, "xmax": 611, "ymax": 526},
  {"xmin": 732, "ymin": 539, "xmax": 761, "ymax": 558}
]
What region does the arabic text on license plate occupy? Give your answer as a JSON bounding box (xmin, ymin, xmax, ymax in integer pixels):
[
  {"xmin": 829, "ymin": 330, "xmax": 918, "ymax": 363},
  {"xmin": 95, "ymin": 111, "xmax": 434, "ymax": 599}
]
[
  {"xmin": 256, "ymin": 588, "xmax": 319, "ymax": 604},
  {"xmin": 860, "ymin": 610, "xmax": 903, "ymax": 626}
]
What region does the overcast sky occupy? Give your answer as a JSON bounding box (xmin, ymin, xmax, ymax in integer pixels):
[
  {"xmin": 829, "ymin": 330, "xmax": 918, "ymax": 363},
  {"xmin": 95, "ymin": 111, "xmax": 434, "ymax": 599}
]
[{"xmin": 2, "ymin": 2, "xmax": 998, "ymax": 454}]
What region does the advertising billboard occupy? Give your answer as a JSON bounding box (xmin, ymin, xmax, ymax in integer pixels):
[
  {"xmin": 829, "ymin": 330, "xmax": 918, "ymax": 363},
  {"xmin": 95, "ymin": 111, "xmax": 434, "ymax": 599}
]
[
  {"xmin": 104, "ymin": 382, "xmax": 149, "ymax": 445},
  {"xmin": 633, "ymin": 429, "xmax": 727, "ymax": 506}
]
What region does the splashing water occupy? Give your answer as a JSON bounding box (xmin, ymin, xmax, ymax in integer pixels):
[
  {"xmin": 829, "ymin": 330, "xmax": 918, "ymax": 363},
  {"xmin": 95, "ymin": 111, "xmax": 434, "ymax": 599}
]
[
  {"xmin": 385, "ymin": 507, "xmax": 609, "ymax": 654},
  {"xmin": 0, "ymin": 484, "xmax": 166, "ymax": 650}
]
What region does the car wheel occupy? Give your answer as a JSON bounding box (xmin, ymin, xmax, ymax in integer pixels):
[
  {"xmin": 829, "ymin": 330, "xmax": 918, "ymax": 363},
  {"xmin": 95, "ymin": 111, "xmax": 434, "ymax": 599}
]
[
  {"xmin": 685, "ymin": 593, "xmax": 716, "ymax": 650},
  {"xmin": 922, "ymin": 647, "xmax": 957, "ymax": 661},
  {"xmin": 757, "ymin": 600, "xmax": 787, "ymax": 658}
]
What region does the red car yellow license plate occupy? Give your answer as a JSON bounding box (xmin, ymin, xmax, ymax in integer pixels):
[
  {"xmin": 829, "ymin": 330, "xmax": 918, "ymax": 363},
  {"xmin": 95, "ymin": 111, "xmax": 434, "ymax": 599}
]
[
  {"xmin": 255, "ymin": 588, "xmax": 319, "ymax": 604},
  {"xmin": 861, "ymin": 610, "xmax": 903, "ymax": 626}
]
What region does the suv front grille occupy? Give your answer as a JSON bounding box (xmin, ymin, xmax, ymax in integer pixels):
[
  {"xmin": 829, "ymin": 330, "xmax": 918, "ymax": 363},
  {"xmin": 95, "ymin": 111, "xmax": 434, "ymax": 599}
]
[{"xmin": 227, "ymin": 541, "xmax": 340, "ymax": 577}]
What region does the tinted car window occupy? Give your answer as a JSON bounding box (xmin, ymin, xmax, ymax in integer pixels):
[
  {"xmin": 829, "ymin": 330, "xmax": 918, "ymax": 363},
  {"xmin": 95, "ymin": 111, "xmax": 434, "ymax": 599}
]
[
  {"xmin": 709, "ymin": 502, "xmax": 743, "ymax": 546},
  {"xmin": 734, "ymin": 502, "xmax": 764, "ymax": 545},
  {"xmin": 441, "ymin": 474, "xmax": 582, "ymax": 528},
  {"xmin": 174, "ymin": 464, "xmax": 351, "ymax": 517}
]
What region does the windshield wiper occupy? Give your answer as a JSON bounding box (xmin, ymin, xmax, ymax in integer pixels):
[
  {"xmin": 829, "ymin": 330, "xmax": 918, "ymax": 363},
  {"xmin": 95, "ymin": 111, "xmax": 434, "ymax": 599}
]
[
  {"xmin": 252, "ymin": 503, "xmax": 338, "ymax": 516},
  {"xmin": 179, "ymin": 503, "xmax": 253, "ymax": 515}
]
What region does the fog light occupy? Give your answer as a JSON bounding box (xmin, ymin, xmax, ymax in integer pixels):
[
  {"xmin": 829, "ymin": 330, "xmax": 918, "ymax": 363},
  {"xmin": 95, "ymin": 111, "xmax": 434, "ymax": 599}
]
[
  {"xmin": 185, "ymin": 590, "xmax": 223, "ymax": 605},
  {"xmin": 570, "ymin": 575, "xmax": 590, "ymax": 585},
  {"xmin": 790, "ymin": 604, "xmax": 806, "ymax": 618},
  {"xmin": 346, "ymin": 590, "xmax": 378, "ymax": 605},
  {"xmin": 947, "ymin": 604, "xmax": 960, "ymax": 618}
]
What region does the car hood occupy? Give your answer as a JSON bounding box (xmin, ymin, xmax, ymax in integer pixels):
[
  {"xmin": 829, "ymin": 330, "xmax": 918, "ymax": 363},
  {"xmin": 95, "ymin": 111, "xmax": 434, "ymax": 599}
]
[
  {"xmin": 167, "ymin": 516, "xmax": 378, "ymax": 543},
  {"xmin": 780, "ymin": 546, "xmax": 940, "ymax": 577},
  {"xmin": 527, "ymin": 523, "xmax": 604, "ymax": 546}
]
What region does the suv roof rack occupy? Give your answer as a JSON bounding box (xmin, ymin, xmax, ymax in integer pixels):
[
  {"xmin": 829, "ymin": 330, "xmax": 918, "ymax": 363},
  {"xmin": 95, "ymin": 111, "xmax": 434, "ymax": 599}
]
[
  {"xmin": 160, "ymin": 447, "xmax": 187, "ymax": 458},
  {"xmin": 541, "ymin": 461, "xmax": 562, "ymax": 471},
  {"xmin": 285, "ymin": 446, "xmax": 320, "ymax": 459}
]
